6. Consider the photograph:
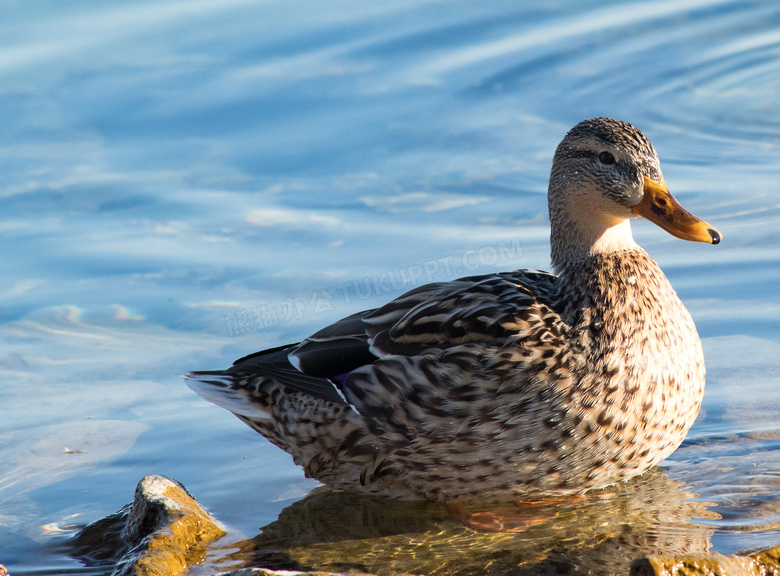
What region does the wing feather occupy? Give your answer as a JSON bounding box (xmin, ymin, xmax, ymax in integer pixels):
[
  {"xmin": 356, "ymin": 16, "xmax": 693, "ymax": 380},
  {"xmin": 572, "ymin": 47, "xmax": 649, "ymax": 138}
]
[
  {"xmin": 365, "ymin": 270, "xmax": 560, "ymax": 356},
  {"xmin": 187, "ymin": 270, "xmax": 562, "ymax": 418}
]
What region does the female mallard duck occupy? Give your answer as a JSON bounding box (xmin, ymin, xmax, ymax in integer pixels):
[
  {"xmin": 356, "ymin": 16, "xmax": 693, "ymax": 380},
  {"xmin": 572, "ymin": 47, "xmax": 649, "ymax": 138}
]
[{"xmin": 186, "ymin": 117, "xmax": 720, "ymax": 502}]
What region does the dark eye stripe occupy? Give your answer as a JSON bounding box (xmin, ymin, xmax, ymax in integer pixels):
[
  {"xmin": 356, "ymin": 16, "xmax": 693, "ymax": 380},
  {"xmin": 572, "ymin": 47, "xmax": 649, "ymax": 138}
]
[{"xmin": 559, "ymin": 148, "xmax": 595, "ymax": 160}]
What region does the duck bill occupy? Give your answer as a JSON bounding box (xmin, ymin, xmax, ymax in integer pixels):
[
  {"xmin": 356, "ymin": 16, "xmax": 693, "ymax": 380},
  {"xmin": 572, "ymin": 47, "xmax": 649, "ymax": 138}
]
[{"xmin": 632, "ymin": 177, "xmax": 721, "ymax": 244}]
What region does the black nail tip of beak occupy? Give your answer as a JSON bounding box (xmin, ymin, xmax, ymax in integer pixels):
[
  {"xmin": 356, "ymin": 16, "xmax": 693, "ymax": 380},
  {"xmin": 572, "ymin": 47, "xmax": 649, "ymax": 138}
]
[{"xmin": 709, "ymin": 229, "xmax": 721, "ymax": 245}]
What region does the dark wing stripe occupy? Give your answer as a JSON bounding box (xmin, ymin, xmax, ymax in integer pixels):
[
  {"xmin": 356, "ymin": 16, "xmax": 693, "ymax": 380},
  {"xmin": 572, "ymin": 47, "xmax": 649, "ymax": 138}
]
[
  {"xmin": 227, "ymin": 344, "xmax": 349, "ymax": 405},
  {"xmin": 290, "ymin": 336, "xmax": 377, "ymax": 378},
  {"xmin": 306, "ymin": 309, "xmax": 376, "ymax": 340}
]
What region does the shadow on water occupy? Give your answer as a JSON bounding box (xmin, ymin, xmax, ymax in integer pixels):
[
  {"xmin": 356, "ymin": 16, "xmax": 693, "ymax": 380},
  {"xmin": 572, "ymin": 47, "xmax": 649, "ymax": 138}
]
[{"xmin": 200, "ymin": 468, "xmax": 716, "ymax": 576}]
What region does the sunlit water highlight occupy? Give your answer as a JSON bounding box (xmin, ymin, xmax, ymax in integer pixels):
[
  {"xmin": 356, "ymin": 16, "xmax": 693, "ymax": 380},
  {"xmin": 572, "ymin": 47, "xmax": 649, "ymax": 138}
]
[{"xmin": 2, "ymin": 1, "xmax": 780, "ymax": 574}]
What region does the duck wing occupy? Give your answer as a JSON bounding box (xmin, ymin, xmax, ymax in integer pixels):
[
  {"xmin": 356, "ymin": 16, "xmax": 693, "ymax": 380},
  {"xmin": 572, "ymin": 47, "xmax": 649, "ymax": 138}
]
[
  {"xmin": 363, "ymin": 270, "xmax": 561, "ymax": 357},
  {"xmin": 187, "ymin": 270, "xmax": 561, "ymax": 413}
]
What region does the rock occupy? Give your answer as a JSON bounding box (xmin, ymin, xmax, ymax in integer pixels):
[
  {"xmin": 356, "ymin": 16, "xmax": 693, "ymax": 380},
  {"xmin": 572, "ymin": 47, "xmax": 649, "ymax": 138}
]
[
  {"xmin": 214, "ymin": 570, "xmax": 372, "ymax": 576},
  {"xmin": 70, "ymin": 505, "xmax": 133, "ymax": 566},
  {"xmin": 630, "ymin": 554, "xmax": 758, "ymax": 575},
  {"xmin": 72, "ymin": 475, "xmax": 226, "ymax": 576},
  {"xmin": 630, "ymin": 543, "xmax": 780, "ymax": 576},
  {"xmin": 117, "ymin": 475, "xmax": 226, "ymax": 576}
]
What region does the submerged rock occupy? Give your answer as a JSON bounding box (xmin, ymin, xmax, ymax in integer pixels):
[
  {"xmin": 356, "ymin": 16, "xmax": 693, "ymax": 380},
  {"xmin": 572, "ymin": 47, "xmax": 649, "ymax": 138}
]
[
  {"xmin": 630, "ymin": 554, "xmax": 758, "ymax": 575},
  {"xmin": 72, "ymin": 475, "xmax": 225, "ymax": 576},
  {"xmin": 630, "ymin": 543, "xmax": 780, "ymax": 576},
  {"xmin": 214, "ymin": 570, "xmax": 373, "ymax": 576}
]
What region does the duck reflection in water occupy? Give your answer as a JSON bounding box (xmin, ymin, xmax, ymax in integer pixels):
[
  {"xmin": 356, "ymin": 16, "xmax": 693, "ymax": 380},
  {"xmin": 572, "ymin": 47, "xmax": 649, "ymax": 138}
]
[{"xmin": 216, "ymin": 469, "xmax": 716, "ymax": 576}]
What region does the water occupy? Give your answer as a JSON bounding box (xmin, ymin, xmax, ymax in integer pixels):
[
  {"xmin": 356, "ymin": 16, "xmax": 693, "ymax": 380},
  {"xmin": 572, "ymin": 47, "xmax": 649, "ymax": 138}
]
[{"xmin": 2, "ymin": 0, "xmax": 780, "ymax": 573}]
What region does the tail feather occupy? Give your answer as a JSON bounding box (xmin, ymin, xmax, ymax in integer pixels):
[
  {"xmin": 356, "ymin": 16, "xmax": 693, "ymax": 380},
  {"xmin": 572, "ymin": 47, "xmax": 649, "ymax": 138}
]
[
  {"xmin": 184, "ymin": 341, "xmax": 353, "ymax": 420},
  {"xmin": 183, "ymin": 371, "xmax": 273, "ymax": 420}
]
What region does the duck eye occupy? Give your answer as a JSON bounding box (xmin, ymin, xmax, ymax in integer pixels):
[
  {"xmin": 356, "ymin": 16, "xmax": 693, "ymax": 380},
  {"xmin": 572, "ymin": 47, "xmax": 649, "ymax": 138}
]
[{"xmin": 598, "ymin": 151, "xmax": 616, "ymax": 165}]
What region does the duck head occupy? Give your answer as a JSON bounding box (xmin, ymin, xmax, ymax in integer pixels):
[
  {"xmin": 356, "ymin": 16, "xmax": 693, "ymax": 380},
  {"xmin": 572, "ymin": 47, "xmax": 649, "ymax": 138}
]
[{"xmin": 548, "ymin": 117, "xmax": 720, "ymax": 272}]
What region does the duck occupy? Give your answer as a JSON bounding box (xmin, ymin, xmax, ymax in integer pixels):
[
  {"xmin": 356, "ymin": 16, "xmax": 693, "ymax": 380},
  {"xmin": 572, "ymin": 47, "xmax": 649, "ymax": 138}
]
[{"xmin": 185, "ymin": 117, "xmax": 721, "ymax": 503}]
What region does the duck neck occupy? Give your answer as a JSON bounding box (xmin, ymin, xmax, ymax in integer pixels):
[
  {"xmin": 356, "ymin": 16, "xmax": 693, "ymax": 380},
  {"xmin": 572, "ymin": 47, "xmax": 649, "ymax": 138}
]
[{"xmin": 550, "ymin": 213, "xmax": 639, "ymax": 276}]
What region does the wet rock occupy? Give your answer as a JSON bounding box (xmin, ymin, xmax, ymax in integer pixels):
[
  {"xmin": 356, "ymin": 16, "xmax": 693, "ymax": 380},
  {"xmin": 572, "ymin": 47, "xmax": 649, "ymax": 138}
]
[
  {"xmin": 119, "ymin": 474, "xmax": 226, "ymax": 576},
  {"xmin": 752, "ymin": 542, "xmax": 780, "ymax": 569},
  {"xmin": 71, "ymin": 505, "xmax": 133, "ymax": 566},
  {"xmin": 72, "ymin": 475, "xmax": 225, "ymax": 576},
  {"xmin": 630, "ymin": 543, "xmax": 780, "ymax": 575},
  {"xmin": 630, "ymin": 554, "xmax": 758, "ymax": 575},
  {"xmin": 215, "ymin": 570, "xmax": 374, "ymax": 576}
]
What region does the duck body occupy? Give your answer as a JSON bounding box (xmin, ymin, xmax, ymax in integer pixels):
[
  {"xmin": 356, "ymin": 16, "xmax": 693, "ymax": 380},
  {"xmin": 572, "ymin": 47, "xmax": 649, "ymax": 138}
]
[{"xmin": 186, "ymin": 118, "xmax": 719, "ymax": 502}]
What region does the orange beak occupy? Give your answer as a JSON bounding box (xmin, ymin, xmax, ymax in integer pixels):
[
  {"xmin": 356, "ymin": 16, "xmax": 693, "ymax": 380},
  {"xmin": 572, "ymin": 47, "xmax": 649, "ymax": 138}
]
[{"xmin": 631, "ymin": 177, "xmax": 721, "ymax": 244}]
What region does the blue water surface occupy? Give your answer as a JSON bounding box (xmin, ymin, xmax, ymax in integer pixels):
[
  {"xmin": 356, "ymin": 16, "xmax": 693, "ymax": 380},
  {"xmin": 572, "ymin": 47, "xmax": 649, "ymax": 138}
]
[{"xmin": 2, "ymin": 1, "xmax": 780, "ymax": 574}]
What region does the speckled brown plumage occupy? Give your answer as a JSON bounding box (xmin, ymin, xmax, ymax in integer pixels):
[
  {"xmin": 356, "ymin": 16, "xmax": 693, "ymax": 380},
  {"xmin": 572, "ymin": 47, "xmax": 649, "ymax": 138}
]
[{"xmin": 185, "ymin": 117, "xmax": 719, "ymax": 502}]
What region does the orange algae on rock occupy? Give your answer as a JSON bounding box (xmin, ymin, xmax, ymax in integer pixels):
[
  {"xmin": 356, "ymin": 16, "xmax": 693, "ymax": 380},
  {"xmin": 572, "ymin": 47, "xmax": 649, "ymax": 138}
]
[{"xmin": 116, "ymin": 475, "xmax": 226, "ymax": 576}]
